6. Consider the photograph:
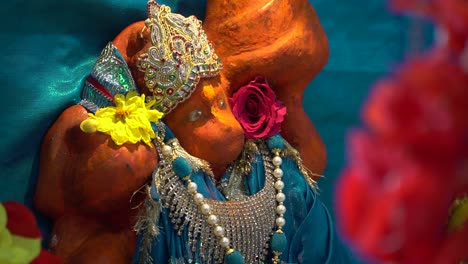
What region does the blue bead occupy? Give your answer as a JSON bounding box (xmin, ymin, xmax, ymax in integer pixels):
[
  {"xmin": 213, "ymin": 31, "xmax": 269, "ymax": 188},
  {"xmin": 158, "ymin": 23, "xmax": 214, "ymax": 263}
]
[
  {"xmin": 266, "ymin": 135, "xmax": 284, "ymax": 151},
  {"xmin": 151, "ymin": 122, "xmax": 159, "ymax": 133},
  {"xmin": 150, "ymin": 185, "xmax": 160, "ymax": 201},
  {"xmin": 164, "ymin": 124, "xmax": 175, "ymax": 141},
  {"xmin": 172, "ymin": 157, "xmax": 192, "ymax": 179},
  {"xmin": 150, "ymin": 122, "xmax": 175, "ymax": 142},
  {"xmin": 224, "ymin": 250, "xmax": 245, "ymax": 264},
  {"xmin": 270, "ymin": 232, "xmax": 287, "ymax": 253}
]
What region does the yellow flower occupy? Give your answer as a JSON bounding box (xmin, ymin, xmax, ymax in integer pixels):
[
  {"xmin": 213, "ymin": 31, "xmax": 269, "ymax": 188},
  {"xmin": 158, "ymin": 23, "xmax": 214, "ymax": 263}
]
[
  {"xmin": 80, "ymin": 92, "xmax": 164, "ymax": 146},
  {"xmin": 0, "ymin": 204, "xmax": 41, "ymax": 264}
]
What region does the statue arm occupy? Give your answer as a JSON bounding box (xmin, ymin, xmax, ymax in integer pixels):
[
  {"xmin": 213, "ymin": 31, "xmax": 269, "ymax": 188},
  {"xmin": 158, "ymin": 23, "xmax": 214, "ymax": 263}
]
[{"xmin": 35, "ymin": 104, "xmax": 158, "ymax": 262}]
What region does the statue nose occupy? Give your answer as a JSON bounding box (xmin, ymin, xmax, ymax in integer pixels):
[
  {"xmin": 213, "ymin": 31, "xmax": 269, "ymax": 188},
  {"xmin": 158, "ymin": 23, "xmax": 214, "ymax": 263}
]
[{"xmin": 211, "ymin": 101, "xmax": 243, "ymax": 132}]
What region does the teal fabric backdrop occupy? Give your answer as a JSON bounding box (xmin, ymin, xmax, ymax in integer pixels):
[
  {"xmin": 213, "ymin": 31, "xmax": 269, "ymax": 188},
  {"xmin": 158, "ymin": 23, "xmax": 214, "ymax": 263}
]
[
  {"xmin": 0, "ymin": 0, "xmax": 407, "ymax": 254},
  {"xmin": 309, "ymin": 1, "xmax": 409, "ymax": 215}
]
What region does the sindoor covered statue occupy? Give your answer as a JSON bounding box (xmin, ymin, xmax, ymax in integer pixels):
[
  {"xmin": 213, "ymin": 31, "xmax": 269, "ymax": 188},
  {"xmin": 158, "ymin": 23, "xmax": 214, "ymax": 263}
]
[{"xmin": 34, "ymin": 0, "xmax": 357, "ymax": 263}]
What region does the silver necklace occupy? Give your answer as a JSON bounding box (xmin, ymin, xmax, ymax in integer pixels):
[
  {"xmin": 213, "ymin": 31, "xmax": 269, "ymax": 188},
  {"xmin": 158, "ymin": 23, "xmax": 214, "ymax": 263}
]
[{"xmin": 150, "ymin": 129, "xmax": 287, "ymax": 264}]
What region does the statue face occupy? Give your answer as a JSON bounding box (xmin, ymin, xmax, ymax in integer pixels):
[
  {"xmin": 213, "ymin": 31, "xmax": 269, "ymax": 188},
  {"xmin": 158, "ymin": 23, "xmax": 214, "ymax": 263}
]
[
  {"xmin": 115, "ymin": 28, "xmax": 244, "ymax": 176},
  {"xmin": 164, "ymin": 77, "xmax": 245, "ymax": 176}
]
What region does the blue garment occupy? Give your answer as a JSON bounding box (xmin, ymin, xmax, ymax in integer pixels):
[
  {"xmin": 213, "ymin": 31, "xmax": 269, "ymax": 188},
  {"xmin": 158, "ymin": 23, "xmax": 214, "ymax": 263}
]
[{"xmin": 132, "ymin": 138, "xmax": 358, "ymax": 264}]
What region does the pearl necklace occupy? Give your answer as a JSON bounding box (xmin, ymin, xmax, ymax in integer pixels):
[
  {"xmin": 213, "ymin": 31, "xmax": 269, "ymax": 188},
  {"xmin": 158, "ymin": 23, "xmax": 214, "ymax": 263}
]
[{"xmin": 154, "ymin": 127, "xmax": 288, "ymax": 264}]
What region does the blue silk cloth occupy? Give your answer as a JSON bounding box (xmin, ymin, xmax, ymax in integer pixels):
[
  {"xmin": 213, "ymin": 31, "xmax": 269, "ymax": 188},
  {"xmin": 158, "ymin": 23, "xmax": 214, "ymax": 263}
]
[{"xmin": 132, "ymin": 138, "xmax": 358, "ymax": 264}]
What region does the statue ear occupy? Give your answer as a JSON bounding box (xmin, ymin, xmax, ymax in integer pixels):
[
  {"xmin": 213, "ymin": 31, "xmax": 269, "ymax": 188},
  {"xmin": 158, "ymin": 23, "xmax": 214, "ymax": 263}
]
[{"xmin": 112, "ymin": 21, "xmax": 149, "ymax": 62}]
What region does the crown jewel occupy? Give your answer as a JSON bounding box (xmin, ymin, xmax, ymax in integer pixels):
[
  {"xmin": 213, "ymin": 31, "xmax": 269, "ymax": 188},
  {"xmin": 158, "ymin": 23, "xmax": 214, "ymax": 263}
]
[{"xmin": 137, "ymin": 1, "xmax": 222, "ymax": 114}]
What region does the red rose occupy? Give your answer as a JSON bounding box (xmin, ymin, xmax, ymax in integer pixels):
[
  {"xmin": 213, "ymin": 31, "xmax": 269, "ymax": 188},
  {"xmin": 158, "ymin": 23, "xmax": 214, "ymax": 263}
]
[{"xmin": 229, "ymin": 76, "xmax": 287, "ymax": 139}]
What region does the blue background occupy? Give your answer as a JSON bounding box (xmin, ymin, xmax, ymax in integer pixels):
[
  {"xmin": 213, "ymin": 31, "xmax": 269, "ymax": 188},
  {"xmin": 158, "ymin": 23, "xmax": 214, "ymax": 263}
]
[
  {"xmin": 309, "ymin": 1, "xmax": 410, "ymax": 212},
  {"xmin": 0, "ymin": 0, "xmax": 411, "ymax": 248}
]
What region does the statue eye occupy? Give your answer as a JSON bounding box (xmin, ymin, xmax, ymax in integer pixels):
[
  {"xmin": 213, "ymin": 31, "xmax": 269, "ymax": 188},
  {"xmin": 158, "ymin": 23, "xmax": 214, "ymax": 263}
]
[
  {"xmin": 219, "ymin": 98, "xmax": 226, "ymax": 109},
  {"xmin": 188, "ymin": 109, "xmax": 203, "ymax": 122}
]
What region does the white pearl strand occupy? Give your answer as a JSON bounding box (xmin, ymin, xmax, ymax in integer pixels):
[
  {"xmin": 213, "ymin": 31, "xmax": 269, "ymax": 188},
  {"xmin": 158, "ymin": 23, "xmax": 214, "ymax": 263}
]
[
  {"xmin": 272, "ymin": 150, "xmax": 286, "ymax": 264},
  {"xmin": 272, "ymin": 151, "xmax": 286, "ymax": 230},
  {"xmin": 161, "ymin": 142, "xmax": 286, "ymax": 260},
  {"xmin": 161, "ymin": 142, "xmax": 234, "ymax": 253}
]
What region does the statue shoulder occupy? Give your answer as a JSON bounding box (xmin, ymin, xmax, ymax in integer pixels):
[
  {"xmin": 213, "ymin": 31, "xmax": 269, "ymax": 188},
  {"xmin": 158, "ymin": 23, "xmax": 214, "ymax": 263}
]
[{"xmin": 35, "ymin": 104, "xmax": 158, "ymax": 220}]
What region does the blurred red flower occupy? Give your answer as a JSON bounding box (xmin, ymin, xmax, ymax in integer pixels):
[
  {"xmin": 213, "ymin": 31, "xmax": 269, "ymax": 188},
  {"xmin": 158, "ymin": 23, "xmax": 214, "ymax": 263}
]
[
  {"xmin": 390, "ymin": 0, "xmax": 468, "ymax": 52},
  {"xmin": 435, "ymin": 0, "xmax": 468, "ymax": 52},
  {"xmin": 336, "ymin": 1, "xmax": 468, "ymax": 263},
  {"xmin": 336, "ymin": 131, "xmax": 457, "ymax": 263},
  {"xmin": 364, "ymin": 55, "xmax": 468, "ymax": 165},
  {"xmin": 436, "ymin": 223, "xmax": 468, "ymax": 264},
  {"xmin": 1, "ymin": 201, "xmax": 62, "ymax": 264},
  {"xmin": 336, "ymin": 37, "xmax": 468, "ymax": 264}
]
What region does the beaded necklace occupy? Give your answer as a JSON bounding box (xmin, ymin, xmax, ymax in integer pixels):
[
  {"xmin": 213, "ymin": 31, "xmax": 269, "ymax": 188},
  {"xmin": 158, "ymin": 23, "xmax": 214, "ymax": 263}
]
[{"xmin": 143, "ymin": 123, "xmax": 288, "ymax": 264}]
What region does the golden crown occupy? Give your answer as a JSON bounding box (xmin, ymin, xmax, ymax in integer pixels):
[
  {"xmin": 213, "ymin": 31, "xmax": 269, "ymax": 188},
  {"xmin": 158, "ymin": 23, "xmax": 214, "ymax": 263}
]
[{"xmin": 136, "ymin": 1, "xmax": 222, "ymax": 114}]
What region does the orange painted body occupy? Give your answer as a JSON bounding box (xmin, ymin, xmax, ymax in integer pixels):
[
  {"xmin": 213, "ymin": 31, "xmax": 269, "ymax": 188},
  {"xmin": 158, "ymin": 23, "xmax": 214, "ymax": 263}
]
[{"xmin": 35, "ymin": 0, "xmax": 329, "ymax": 262}]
